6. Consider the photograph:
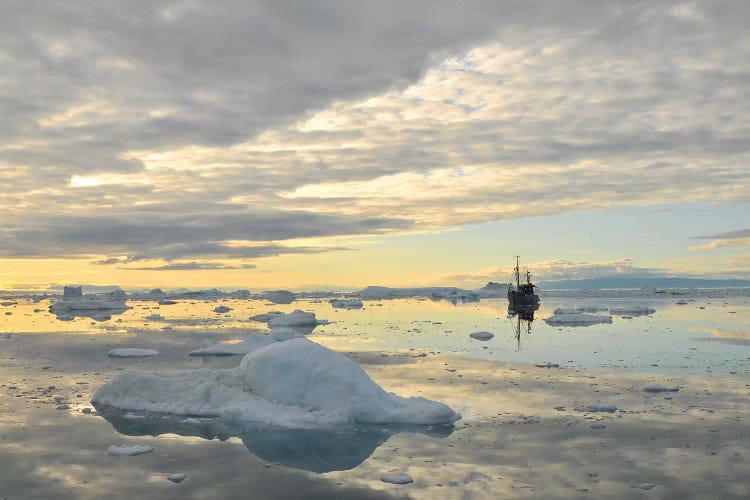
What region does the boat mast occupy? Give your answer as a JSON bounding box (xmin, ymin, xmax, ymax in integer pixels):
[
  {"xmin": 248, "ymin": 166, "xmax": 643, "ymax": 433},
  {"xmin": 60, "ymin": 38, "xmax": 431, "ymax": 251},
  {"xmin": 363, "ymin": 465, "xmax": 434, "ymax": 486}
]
[{"xmin": 514, "ymin": 255, "xmax": 520, "ymax": 289}]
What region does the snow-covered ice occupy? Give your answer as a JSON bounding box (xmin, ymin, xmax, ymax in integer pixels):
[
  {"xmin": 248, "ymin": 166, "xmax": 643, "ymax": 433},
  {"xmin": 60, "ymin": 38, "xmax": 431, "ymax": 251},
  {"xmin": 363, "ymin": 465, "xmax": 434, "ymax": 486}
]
[
  {"xmin": 250, "ymin": 311, "xmax": 284, "ymax": 323},
  {"xmin": 263, "ymin": 290, "xmax": 296, "ymax": 304},
  {"xmin": 93, "ymin": 339, "xmax": 461, "ymax": 428},
  {"xmin": 267, "ymin": 310, "xmax": 326, "ymax": 328},
  {"xmin": 167, "ymin": 473, "xmax": 186, "ymax": 483},
  {"xmin": 108, "ymin": 348, "xmax": 159, "ymax": 358},
  {"xmin": 188, "ymin": 333, "xmax": 277, "ymax": 356},
  {"xmin": 50, "ymin": 286, "xmax": 131, "ymax": 313},
  {"xmin": 107, "ymin": 445, "xmax": 155, "ymax": 456}
]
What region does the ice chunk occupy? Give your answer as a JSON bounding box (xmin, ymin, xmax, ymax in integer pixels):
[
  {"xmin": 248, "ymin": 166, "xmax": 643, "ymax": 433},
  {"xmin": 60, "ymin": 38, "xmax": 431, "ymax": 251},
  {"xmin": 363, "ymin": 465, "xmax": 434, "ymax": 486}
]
[
  {"xmin": 250, "ymin": 311, "xmax": 284, "ymax": 322},
  {"xmin": 213, "ymin": 305, "xmax": 232, "ymax": 314},
  {"xmin": 92, "ymin": 339, "xmax": 460, "ymax": 428},
  {"xmin": 269, "ymin": 327, "xmax": 306, "ymax": 342},
  {"xmin": 575, "ymin": 403, "xmax": 617, "ymax": 413},
  {"xmin": 107, "ymin": 445, "xmax": 155, "ymax": 456},
  {"xmin": 330, "ymin": 299, "xmax": 364, "ymax": 309},
  {"xmin": 534, "ymin": 362, "xmax": 559, "ymax": 368},
  {"xmin": 167, "ymin": 473, "xmax": 186, "ymax": 483},
  {"xmin": 381, "ymin": 473, "xmax": 413, "ymax": 485},
  {"xmin": 108, "ymin": 348, "xmax": 159, "ymax": 358},
  {"xmin": 643, "ymin": 384, "xmax": 679, "ymax": 393},
  {"xmin": 263, "ymin": 290, "xmax": 296, "ymax": 304},
  {"xmin": 267, "ymin": 310, "xmax": 326, "ymax": 328},
  {"xmin": 469, "ymin": 331, "xmax": 494, "ymax": 341},
  {"xmin": 144, "ymin": 314, "xmax": 164, "ymax": 321},
  {"xmin": 544, "ymin": 312, "xmax": 612, "ymax": 326},
  {"xmin": 630, "ymin": 483, "xmax": 658, "ymax": 490}
]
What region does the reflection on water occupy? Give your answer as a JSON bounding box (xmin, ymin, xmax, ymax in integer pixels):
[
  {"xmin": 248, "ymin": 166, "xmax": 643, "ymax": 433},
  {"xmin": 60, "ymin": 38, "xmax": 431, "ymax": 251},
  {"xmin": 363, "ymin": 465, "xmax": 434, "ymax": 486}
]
[
  {"xmin": 94, "ymin": 405, "xmax": 454, "ymax": 473},
  {"xmin": 508, "ymin": 305, "xmax": 537, "ymax": 350}
]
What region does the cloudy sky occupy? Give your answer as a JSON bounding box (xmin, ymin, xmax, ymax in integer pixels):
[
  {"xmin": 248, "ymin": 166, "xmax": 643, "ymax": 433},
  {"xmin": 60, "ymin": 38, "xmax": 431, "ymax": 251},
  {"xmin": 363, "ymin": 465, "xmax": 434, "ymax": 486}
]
[{"xmin": 1, "ymin": 1, "xmax": 749, "ymax": 290}]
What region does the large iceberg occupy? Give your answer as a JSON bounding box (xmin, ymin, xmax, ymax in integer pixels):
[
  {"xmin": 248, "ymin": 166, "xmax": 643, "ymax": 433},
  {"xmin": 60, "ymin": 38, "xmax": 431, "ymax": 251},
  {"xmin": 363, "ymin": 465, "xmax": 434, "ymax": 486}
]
[
  {"xmin": 544, "ymin": 310, "xmax": 613, "ymax": 326},
  {"xmin": 92, "ymin": 339, "xmax": 460, "ymax": 428}
]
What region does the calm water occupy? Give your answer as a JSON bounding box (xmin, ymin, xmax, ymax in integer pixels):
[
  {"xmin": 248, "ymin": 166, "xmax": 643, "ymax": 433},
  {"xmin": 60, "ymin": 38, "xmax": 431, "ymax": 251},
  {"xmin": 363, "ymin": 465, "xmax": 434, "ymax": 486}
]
[{"xmin": 1, "ymin": 290, "xmax": 748, "ymax": 499}]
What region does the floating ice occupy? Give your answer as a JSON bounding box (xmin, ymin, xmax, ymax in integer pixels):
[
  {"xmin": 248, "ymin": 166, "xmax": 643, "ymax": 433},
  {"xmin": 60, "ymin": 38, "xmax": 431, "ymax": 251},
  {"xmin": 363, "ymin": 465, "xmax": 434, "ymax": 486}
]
[
  {"xmin": 544, "ymin": 311, "xmax": 612, "ymax": 326},
  {"xmin": 263, "ymin": 290, "xmax": 296, "ymax": 304},
  {"xmin": 330, "ymin": 299, "xmax": 364, "ymax": 309},
  {"xmin": 50, "ymin": 286, "xmax": 130, "ymax": 314},
  {"xmin": 643, "ymin": 384, "xmax": 679, "ymax": 393},
  {"xmin": 144, "ymin": 314, "xmax": 164, "ymax": 321},
  {"xmin": 167, "ymin": 473, "xmax": 186, "ymax": 483},
  {"xmin": 469, "ymin": 331, "xmax": 494, "ymax": 341},
  {"xmin": 107, "ymin": 445, "xmax": 155, "ymax": 456},
  {"xmin": 534, "ymin": 362, "xmax": 559, "ymax": 368},
  {"xmin": 381, "ymin": 473, "xmax": 413, "ymax": 485},
  {"xmin": 590, "ymin": 423, "xmax": 607, "ymax": 429},
  {"xmin": 358, "ymin": 286, "xmax": 478, "ymax": 302},
  {"xmin": 108, "ymin": 348, "xmax": 159, "ymax": 358},
  {"xmin": 267, "ymin": 310, "xmax": 327, "ymax": 328},
  {"xmin": 575, "ymin": 403, "xmax": 617, "ymax": 413},
  {"xmin": 630, "ymin": 483, "xmax": 658, "ymax": 490},
  {"xmin": 213, "ymin": 305, "xmax": 232, "ymax": 314},
  {"xmin": 92, "ymin": 339, "xmax": 460, "ymax": 428}
]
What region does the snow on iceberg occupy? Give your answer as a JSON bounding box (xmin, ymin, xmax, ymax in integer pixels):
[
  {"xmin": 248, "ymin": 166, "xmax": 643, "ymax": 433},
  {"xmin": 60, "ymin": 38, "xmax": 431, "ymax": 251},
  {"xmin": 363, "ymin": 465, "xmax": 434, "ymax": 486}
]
[{"xmin": 92, "ymin": 339, "xmax": 460, "ymax": 428}]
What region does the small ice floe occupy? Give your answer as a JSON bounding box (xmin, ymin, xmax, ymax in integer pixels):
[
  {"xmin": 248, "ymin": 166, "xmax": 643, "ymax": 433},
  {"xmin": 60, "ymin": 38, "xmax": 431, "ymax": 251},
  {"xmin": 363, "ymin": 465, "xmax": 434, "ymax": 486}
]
[
  {"xmin": 93, "ymin": 339, "xmax": 461, "ymax": 427},
  {"xmin": 108, "ymin": 348, "xmax": 159, "ymax": 358},
  {"xmin": 469, "ymin": 331, "xmax": 494, "ymax": 341},
  {"xmin": 267, "ymin": 310, "xmax": 327, "ymax": 328},
  {"xmin": 158, "ymin": 299, "xmax": 178, "ymax": 305},
  {"xmin": 675, "ymin": 301, "xmax": 689, "ymax": 305},
  {"xmin": 544, "ymin": 311, "xmax": 612, "ymax": 326},
  {"xmin": 630, "ymin": 483, "xmax": 658, "ymax": 490},
  {"xmin": 643, "ymin": 384, "xmax": 679, "ymax": 393},
  {"xmin": 380, "ymin": 473, "xmax": 413, "ymax": 485},
  {"xmin": 144, "ymin": 314, "xmax": 164, "ymax": 321},
  {"xmin": 330, "ymin": 299, "xmax": 364, "ymax": 309},
  {"xmin": 107, "ymin": 445, "xmax": 155, "ymax": 456},
  {"xmin": 213, "ymin": 305, "xmax": 232, "ymax": 314},
  {"xmin": 609, "ymin": 306, "xmax": 656, "ymax": 317},
  {"xmin": 123, "ymin": 413, "xmax": 146, "ymax": 420},
  {"xmin": 590, "ymin": 423, "xmax": 607, "ymax": 429},
  {"xmin": 534, "ymin": 362, "xmax": 559, "ymax": 368},
  {"xmin": 575, "ymin": 403, "xmax": 617, "ymax": 413},
  {"xmin": 263, "ymin": 290, "xmax": 296, "ymax": 304},
  {"xmin": 167, "ymin": 473, "xmax": 186, "ymax": 483}
]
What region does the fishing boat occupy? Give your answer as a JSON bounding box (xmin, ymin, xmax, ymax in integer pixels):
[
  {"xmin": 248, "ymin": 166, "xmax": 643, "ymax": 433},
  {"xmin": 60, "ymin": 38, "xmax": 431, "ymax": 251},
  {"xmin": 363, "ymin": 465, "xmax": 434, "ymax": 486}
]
[{"xmin": 507, "ymin": 255, "xmax": 540, "ymax": 311}]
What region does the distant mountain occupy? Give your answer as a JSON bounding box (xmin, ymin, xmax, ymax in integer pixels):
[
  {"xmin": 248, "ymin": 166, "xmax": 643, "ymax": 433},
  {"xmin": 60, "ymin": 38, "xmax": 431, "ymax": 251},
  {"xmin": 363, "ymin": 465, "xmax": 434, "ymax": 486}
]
[{"xmin": 539, "ymin": 277, "xmax": 750, "ymax": 290}]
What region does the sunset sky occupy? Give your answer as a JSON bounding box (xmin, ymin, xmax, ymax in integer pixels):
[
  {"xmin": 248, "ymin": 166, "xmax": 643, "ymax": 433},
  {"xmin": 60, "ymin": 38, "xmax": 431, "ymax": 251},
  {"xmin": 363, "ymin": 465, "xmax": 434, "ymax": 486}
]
[{"xmin": 1, "ymin": 1, "xmax": 749, "ymax": 290}]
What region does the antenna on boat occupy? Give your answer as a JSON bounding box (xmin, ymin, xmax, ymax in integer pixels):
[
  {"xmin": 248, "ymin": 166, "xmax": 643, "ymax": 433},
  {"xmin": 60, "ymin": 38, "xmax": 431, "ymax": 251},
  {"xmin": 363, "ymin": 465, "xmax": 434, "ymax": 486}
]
[{"xmin": 514, "ymin": 254, "xmax": 520, "ymax": 288}]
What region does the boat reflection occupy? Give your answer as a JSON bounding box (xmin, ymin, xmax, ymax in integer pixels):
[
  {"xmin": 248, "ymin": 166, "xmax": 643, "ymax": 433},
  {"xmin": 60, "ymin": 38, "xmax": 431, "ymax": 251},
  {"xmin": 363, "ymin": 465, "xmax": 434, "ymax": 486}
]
[
  {"xmin": 508, "ymin": 305, "xmax": 537, "ymax": 350},
  {"xmin": 94, "ymin": 405, "xmax": 454, "ymax": 473}
]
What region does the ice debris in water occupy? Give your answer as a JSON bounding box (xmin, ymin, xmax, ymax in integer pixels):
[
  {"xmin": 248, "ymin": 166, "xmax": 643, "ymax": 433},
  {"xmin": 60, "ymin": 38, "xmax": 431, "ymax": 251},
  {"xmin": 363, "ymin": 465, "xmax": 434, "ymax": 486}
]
[
  {"xmin": 263, "ymin": 290, "xmax": 296, "ymax": 304},
  {"xmin": 167, "ymin": 473, "xmax": 186, "ymax": 483},
  {"xmin": 267, "ymin": 310, "xmax": 326, "ymax": 328},
  {"xmin": 609, "ymin": 306, "xmax": 655, "ymax": 316},
  {"xmin": 575, "ymin": 403, "xmax": 617, "ymax": 413},
  {"xmin": 213, "ymin": 305, "xmax": 232, "ymax": 313},
  {"xmin": 643, "ymin": 384, "xmax": 679, "ymax": 393},
  {"xmin": 380, "ymin": 473, "xmax": 413, "ymax": 485},
  {"xmin": 107, "ymin": 445, "xmax": 155, "ymax": 456},
  {"xmin": 330, "ymin": 298, "xmax": 364, "ymax": 309},
  {"xmin": 108, "ymin": 348, "xmax": 159, "ymax": 358},
  {"xmin": 469, "ymin": 331, "xmax": 494, "ymax": 341},
  {"xmin": 144, "ymin": 314, "xmax": 164, "ymax": 321},
  {"xmin": 534, "ymin": 362, "xmax": 559, "ymax": 368},
  {"xmin": 92, "ymin": 339, "xmax": 461, "ymax": 427},
  {"xmin": 630, "ymin": 483, "xmax": 658, "ymax": 490},
  {"xmin": 250, "ymin": 311, "xmax": 284, "ymax": 322}
]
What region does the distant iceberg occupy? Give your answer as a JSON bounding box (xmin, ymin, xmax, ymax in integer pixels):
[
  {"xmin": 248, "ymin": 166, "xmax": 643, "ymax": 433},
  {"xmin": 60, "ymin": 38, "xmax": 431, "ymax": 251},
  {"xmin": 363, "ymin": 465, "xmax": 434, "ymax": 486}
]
[
  {"xmin": 93, "ymin": 339, "xmax": 460, "ymax": 428},
  {"xmin": 49, "ymin": 286, "xmax": 131, "ymax": 321},
  {"xmin": 544, "ymin": 310, "xmax": 612, "ymax": 326}
]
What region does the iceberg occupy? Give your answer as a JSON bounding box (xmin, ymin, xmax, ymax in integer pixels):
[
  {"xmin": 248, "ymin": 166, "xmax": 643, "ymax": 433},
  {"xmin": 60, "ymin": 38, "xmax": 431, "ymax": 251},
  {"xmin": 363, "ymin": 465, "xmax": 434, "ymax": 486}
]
[
  {"xmin": 92, "ymin": 339, "xmax": 460, "ymax": 428},
  {"xmin": 108, "ymin": 348, "xmax": 159, "ymax": 358},
  {"xmin": 267, "ymin": 310, "xmax": 327, "ymax": 328},
  {"xmin": 609, "ymin": 306, "xmax": 656, "ymax": 316},
  {"xmin": 330, "ymin": 299, "xmax": 364, "ymax": 309},
  {"xmin": 49, "ymin": 286, "xmax": 131, "ymax": 321},
  {"xmin": 263, "ymin": 290, "xmax": 296, "ymax": 304}
]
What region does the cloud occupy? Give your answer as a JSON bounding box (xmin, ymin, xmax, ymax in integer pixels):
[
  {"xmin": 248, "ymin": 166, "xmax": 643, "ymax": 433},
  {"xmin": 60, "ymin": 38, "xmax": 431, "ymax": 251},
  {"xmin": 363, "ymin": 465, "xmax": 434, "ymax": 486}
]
[
  {"xmin": 444, "ymin": 258, "xmax": 664, "ymax": 285},
  {"xmin": 122, "ymin": 261, "xmax": 257, "ymax": 271},
  {"xmin": 2, "ymin": 1, "xmax": 750, "ymax": 265},
  {"xmin": 690, "ymin": 228, "xmax": 750, "ymax": 250}
]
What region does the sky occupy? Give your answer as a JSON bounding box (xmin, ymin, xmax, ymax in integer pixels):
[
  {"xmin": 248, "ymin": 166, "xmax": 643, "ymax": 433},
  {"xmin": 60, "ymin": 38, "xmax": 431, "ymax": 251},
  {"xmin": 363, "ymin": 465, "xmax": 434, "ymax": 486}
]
[{"xmin": 1, "ymin": 1, "xmax": 750, "ymax": 290}]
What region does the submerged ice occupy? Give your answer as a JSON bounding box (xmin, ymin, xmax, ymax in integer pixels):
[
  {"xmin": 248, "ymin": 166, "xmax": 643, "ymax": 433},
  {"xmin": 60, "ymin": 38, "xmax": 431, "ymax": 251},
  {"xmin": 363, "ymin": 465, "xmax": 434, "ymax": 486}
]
[{"xmin": 92, "ymin": 339, "xmax": 460, "ymax": 428}]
